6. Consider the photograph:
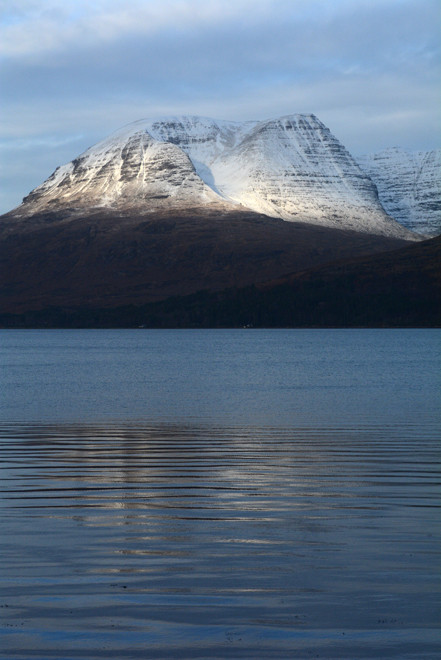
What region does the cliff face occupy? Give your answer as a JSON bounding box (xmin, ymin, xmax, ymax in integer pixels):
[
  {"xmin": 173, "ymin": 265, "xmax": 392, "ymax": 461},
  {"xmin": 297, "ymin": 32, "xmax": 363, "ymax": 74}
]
[
  {"xmin": 358, "ymin": 148, "xmax": 441, "ymax": 236},
  {"xmin": 209, "ymin": 115, "xmax": 399, "ymax": 235},
  {"xmin": 10, "ymin": 114, "xmax": 414, "ymax": 240}
]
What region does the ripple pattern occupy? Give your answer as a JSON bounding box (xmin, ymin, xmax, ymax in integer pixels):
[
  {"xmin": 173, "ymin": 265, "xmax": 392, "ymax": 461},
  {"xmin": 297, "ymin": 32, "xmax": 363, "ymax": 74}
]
[{"xmin": 1, "ymin": 422, "xmax": 440, "ymax": 659}]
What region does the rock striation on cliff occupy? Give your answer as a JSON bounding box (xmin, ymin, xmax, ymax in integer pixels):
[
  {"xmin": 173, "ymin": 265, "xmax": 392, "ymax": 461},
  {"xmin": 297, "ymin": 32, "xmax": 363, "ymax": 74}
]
[{"xmin": 358, "ymin": 148, "xmax": 441, "ymax": 236}]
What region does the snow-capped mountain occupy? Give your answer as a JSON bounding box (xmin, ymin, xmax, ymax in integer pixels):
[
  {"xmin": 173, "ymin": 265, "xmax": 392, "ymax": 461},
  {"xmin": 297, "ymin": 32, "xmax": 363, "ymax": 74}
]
[
  {"xmin": 12, "ymin": 114, "xmax": 415, "ymax": 239},
  {"xmin": 357, "ymin": 148, "xmax": 441, "ymax": 236}
]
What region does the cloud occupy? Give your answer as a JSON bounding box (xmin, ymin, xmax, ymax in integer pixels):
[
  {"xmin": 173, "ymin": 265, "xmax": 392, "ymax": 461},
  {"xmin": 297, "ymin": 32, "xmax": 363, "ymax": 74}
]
[{"xmin": 0, "ymin": 0, "xmax": 276, "ymax": 58}]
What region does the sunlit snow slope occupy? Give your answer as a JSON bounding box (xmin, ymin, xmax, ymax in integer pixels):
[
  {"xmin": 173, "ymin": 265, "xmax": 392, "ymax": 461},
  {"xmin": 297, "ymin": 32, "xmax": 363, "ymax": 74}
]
[
  {"xmin": 12, "ymin": 114, "xmax": 416, "ymax": 239},
  {"xmin": 19, "ymin": 127, "xmax": 227, "ymax": 214}
]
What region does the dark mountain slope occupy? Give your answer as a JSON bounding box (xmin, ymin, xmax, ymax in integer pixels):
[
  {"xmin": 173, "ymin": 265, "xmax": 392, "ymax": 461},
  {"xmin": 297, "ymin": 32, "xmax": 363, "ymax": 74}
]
[
  {"xmin": 1, "ymin": 233, "xmax": 439, "ymax": 328},
  {"xmin": 0, "ymin": 207, "xmax": 409, "ymax": 315}
]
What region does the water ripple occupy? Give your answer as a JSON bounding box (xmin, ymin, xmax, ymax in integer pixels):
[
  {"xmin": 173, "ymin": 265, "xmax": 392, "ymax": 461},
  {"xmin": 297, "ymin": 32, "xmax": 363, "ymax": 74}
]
[{"xmin": 1, "ymin": 422, "xmax": 440, "ymax": 658}]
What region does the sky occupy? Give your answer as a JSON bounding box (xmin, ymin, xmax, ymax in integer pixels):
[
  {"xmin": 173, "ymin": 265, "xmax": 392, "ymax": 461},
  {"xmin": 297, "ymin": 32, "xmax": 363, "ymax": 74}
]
[{"xmin": 1, "ymin": 0, "xmax": 440, "ymax": 214}]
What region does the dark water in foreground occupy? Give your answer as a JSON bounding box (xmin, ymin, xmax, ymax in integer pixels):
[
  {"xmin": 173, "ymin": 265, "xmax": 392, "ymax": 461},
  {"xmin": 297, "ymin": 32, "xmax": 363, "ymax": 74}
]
[{"xmin": 0, "ymin": 330, "xmax": 440, "ymax": 658}]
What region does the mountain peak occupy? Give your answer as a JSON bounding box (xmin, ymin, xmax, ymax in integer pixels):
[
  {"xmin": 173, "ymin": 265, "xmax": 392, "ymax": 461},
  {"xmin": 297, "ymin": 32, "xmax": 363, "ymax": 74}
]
[{"xmin": 10, "ymin": 113, "xmax": 417, "ymax": 239}]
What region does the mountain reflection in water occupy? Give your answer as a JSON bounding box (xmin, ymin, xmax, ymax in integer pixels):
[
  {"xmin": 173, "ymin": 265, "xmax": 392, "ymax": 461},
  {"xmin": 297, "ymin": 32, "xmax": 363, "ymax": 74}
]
[{"xmin": 1, "ymin": 421, "xmax": 440, "ymax": 659}]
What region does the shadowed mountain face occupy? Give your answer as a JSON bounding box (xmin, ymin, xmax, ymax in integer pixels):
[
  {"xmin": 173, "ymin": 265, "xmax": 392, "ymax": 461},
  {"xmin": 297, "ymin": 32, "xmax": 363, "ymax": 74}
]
[
  {"xmin": 1, "ymin": 234, "xmax": 439, "ymax": 328},
  {"xmin": 0, "ymin": 207, "xmax": 410, "ymax": 315}
]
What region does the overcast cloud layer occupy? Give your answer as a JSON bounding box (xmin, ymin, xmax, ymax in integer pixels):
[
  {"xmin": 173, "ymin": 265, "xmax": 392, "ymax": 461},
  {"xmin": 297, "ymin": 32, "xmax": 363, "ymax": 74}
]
[{"xmin": 1, "ymin": 0, "xmax": 440, "ymax": 213}]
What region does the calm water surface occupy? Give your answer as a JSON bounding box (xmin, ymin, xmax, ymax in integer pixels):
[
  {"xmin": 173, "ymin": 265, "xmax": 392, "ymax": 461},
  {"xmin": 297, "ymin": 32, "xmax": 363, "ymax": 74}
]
[{"xmin": 0, "ymin": 330, "xmax": 440, "ymax": 658}]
